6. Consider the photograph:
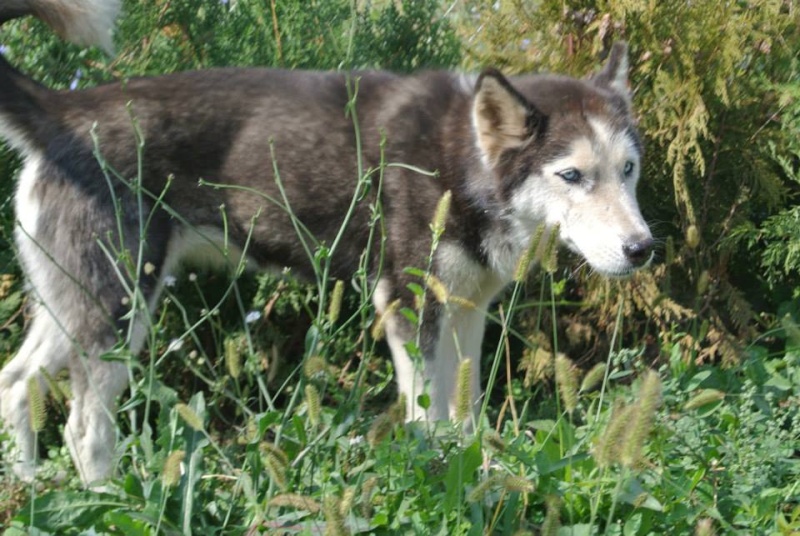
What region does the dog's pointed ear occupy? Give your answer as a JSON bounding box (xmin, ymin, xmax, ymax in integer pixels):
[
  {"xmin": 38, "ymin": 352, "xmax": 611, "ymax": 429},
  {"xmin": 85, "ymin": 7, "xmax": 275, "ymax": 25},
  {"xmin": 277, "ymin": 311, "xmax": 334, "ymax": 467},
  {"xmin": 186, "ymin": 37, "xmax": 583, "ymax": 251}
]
[
  {"xmin": 592, "ymin": 42, "xmax": 630, "ymax": 99},
  {"xmin": 473, "ymin": 69, "xmax": 545, "ymax": 167}
]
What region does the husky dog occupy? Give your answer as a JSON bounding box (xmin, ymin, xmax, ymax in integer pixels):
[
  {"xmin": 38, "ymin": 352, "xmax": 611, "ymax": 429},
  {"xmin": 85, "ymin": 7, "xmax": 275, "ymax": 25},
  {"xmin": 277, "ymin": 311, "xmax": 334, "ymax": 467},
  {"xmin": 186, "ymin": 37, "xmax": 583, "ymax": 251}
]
[{"xmin": 0, "ymin": 0, "xmax": 652, "ymax": 486}]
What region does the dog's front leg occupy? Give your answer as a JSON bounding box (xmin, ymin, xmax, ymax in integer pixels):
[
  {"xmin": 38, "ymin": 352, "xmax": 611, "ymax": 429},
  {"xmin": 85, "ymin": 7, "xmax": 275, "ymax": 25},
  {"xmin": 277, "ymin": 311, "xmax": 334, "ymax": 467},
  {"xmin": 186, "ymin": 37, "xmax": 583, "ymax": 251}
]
[
  {"xmin": 374, "ymin": 277, "xmax": 486, "ymax": 424},
  {"xmin": 375, "ymin": 277, "xmax": 452, "ymax": 421},
  {"xmin": 432, "ymin": 304, "xmax": 486, "ymax": 429}
]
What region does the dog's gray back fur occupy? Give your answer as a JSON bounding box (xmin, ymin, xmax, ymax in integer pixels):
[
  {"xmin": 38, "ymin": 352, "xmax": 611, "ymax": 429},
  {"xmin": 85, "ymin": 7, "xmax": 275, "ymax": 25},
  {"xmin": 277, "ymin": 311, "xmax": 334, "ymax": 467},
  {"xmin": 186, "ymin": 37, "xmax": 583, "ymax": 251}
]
[{"xmin": 0, "ymin": 0, "xmax": 652, "ymax": 486}]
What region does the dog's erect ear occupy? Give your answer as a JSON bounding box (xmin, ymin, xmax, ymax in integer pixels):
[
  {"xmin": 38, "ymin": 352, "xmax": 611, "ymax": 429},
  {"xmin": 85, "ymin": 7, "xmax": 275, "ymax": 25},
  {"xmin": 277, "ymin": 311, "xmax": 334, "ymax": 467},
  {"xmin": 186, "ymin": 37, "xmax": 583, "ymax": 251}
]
[
  {"xmin": 473, "ymin": 69, "xmax": 545, "ymax": 167},
  {"xmin": 592, "ymin": 42, "xmax": 630, "ymax": 99}
]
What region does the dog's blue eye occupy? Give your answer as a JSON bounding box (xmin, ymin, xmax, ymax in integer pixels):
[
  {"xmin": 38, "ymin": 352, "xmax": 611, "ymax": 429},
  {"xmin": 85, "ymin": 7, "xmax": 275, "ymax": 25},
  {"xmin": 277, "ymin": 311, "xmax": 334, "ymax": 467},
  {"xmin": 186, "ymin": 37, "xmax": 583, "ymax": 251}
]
[
  {"xmin": 557, "ymin": 168, "xmax": 582, "ymax": 183},
  {"xmin": 623, "ymin": 161, "xmax": 635, "ymax": 177}
]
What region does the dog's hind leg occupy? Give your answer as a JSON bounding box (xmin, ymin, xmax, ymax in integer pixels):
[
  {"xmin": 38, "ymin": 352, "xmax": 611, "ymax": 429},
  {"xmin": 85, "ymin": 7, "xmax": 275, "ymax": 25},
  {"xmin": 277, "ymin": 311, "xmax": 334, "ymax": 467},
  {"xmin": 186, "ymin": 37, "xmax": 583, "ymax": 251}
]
[
  {"xmin": 0, "ymin": 303, "xmax": 72, "ymax": 480},
  {"xmin": 3, "ymin": 157, "xmax": 174, "ymax": 485},
  {"xmin": 64, "ymin": 333, "xmax": 131, "ymax": 486}
]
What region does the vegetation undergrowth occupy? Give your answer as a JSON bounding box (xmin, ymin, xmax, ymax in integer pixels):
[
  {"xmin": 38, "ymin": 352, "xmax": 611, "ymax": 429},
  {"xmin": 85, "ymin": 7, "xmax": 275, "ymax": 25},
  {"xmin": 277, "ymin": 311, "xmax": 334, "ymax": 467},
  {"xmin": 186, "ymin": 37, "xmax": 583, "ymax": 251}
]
[{"xmin": 0, "ymin": 1, "xmax": 798, "ymax": 534}]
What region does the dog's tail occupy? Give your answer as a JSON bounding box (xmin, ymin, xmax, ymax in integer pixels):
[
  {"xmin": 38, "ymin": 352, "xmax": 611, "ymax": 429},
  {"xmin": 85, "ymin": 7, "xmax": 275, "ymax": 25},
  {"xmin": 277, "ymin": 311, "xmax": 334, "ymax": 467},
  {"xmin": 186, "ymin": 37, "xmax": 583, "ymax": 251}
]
[
  {"xmin": 0, "ymin": 0, "xmax": 120, "ymax": 153},
  {"xmin": 1, "ymin": 0, "xmax": 120, "ymax": 52}
]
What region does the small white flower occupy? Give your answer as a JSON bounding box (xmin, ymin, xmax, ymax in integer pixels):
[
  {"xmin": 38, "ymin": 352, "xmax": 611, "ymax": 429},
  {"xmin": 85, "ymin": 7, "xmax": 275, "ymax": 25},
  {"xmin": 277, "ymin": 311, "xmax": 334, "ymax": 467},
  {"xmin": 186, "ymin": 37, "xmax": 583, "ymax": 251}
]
[
  {"xmin": 163, "ymin": 274, "xmax": 177, "ymax": 287},
  {"xmin": 245, "ymin": 310, "xmax": 262, "ymax": 324},
  {"xmin": 349, "ymin": 435, "xmax": 365, "ymax": 446},
  {"xmin": 166, "ymin": 338, "xmax": 184, "ymax": 353},
  {"xmin": 188, "ymin": 272, "xmax": 197, "ymax": 282},
  {"xmin": 143, "ymin": 262, "xmax": 156, "ymax": 275}
]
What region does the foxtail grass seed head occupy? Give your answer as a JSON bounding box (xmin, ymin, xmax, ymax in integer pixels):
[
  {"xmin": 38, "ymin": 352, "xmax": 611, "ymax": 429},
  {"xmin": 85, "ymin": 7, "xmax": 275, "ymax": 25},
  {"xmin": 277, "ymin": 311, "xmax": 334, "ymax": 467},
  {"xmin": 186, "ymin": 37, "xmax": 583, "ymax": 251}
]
[
  {"xmin": 388, "ymin": 393, "xmax": 407, "ymax": 424},
  {"xmin": 620, "ymin": 370, "xmax": 662, "ymax": 468},
  {"xmin": 176, "ymin": 402, "xmax": 204, "ymax": 431},
  {"xmin": 502, "ymin": 474, "xmax": 534, "ymax": 494},
  {"xmin": 696, "ymin": 270, "xmax": 710, "ymax": 295},
  {"xmin": 554, "ymin": 354, "xmax": 579, "ymax": 414},
  {"xmin": 580, "ymin": 363, "xmax": 607, "ymax": 393},
  {"xmin": 268, "ymin": 493, "xmax": 321, "ymax": 514},
  {"xmin": 684, "ymin": 389, "xmax": 725, "ymax": 410},
  {"xmin": 467, "ymin": 474, "xmax": 504, "ymax": 503},
  {"xmin": 520, "ymin": 345, "xmax": 554, "ymax": 388},
  {"xmin": 224, "ymin": 337, "xmax": 242, "ymax": 380},
  {"xmin": 328, "ymin": 280, "xmax": 344, "ymax": 324},
  {"xmin": 371, "ymin": 298, "xmax": 400, "ymax": 341},
  {"xmin": 454, "ymin": 358, "xmax": 473, "ymax": 424},
  {"xmin": 27, "ymin": 377, "xmax": 46, "ymax": 433},
  {"xmin": 339, "ymin": 486, "xmax": 356, "ymax": 517},
  {"xmin": 260, "ymin": 442, "xmax": 289, "ymax": 468},
  {"xmin": 305, "ymin": 384, "xmax": 321, "ymax": 426},
  {"xmin": 323, "ymin": 495, "xmax": 350, "ymax": 536},
  {"xmin": 542, "ymin": 224, "xmax": 560, "ymax": 273},
  {"xmin": 240, "ymin": 416, "xmax": 259, "ymax": 445},
  {"xmin": 514, "ymin": 223, "xmax": 546, "ymax": 283},
  {"xmin": 425, "ymin": 274, "xmax": 450, "ymax": 304},
  {"xmin": 367, "ymin": 413, "xmax": 394, "ymax": 447},
  {"xmin": 265, "ymin": 452, "xmax": 288, "ymax": 491},
  {"xmin": 686, "ymin": 224, "xmax": 701, "ymax": 249},
  {"xmin": 483, "ymin": 429, "xmax": 506, "ymax": 453},
  {"xmin": 446, "ymin": 295, "xmax": 476, "ymax": 309},
  {"xmin": 162, "ymin": 450, "xmax": 185, "ymax": 488},
  {"xmin": 303, "ymin": 355, "xmax": 328, "ymax": 380},
  {"xmin": 39, "ymin": 368, "xmax": 66, "ymax": 406},
  {"xmin": 594, "ymin": 401, "xmax": 634, "ymax": 467},
  {"xmin": 0, "ymin": 273, "xmax": 14, "ymax": 299},
  {"xmin": 360, "ymin": 476, "xmax": 379, "ymax": 518},
  {"xmin": 431, "ymin": 190, "xmax": 452, "ymax": 237},
  {"xmin": 541, "ymin": 495, "xmax": 562, "ymax": 536}
]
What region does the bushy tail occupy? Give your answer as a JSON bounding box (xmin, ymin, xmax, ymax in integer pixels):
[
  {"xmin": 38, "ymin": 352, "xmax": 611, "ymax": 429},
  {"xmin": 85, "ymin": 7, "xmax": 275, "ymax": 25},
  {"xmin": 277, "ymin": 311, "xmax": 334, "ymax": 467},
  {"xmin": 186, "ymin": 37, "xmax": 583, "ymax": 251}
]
[
  {"xmin": 1, "ymin": 0, "xmax": 121, "ymax": 52},
  {"xmin": 0, "ymin": 0, "xmax": 120, "ymax": 153}
]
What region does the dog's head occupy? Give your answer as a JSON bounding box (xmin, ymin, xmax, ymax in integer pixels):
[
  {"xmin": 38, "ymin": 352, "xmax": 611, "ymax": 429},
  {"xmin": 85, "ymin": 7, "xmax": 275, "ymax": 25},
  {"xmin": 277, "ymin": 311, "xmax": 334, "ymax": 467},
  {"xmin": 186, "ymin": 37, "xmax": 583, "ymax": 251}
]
[{"xmin": 473, "ymin": 43, "xmax": 653, "ymax": 277}]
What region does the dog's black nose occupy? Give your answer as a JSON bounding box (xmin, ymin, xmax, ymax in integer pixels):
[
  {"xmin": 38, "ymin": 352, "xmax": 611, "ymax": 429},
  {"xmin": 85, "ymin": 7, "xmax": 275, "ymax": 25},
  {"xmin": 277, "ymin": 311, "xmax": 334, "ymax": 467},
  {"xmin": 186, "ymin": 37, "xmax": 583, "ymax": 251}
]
[{"xmin": 623, "ymin": 238, "xmax": 654, "ymax": 267}]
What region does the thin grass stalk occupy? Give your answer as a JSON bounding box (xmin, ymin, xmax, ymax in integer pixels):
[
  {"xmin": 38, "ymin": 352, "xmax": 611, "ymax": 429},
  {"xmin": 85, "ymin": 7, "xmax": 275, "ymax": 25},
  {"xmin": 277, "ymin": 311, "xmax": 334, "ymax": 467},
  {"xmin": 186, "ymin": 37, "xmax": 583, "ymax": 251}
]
[{"xmin": 480, "ymin": 278, "xmax": 524, "ymax": 424}]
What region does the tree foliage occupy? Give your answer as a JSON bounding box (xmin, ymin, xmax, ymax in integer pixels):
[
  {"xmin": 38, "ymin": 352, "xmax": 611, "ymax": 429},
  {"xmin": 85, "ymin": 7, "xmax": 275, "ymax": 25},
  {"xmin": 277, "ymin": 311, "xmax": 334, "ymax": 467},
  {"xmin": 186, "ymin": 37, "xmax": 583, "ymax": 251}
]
[{"xmin": 460, "ymin": 0, "xmax": 800, "ymax": 361}]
